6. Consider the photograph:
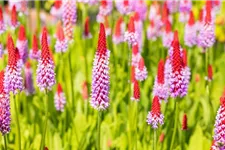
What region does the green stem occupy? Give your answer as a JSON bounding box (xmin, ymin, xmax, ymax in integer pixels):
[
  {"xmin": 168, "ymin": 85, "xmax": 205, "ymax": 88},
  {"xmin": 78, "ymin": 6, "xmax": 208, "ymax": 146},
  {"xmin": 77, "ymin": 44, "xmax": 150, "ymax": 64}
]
[
  {"xmin": 4, "ymin": 135, "xmax": 7, "ymax": 150},
  {"xmin": 68, "ymin": 51, "xmax": 75, "ymax": 112},
  {"xmin": 154, "ymin": 130, "xmax": 157, "ymax": 150},
  {"xmin": 97, "ymin": 111, "xmax": 102, "ymax": 150},
  {"xmin": 13, "ymin": 95, "xmax": 21, "ymax": 150},
  {"xmin": 35, "ymin": 1, "xmax": 40, "ymax": 34},
  {"xmin": 40, "ymin": 90, "xmax": 49, "ymax": 150},
  {"xmin": 170, "ymin": 101, "xmax": 178, "ymax": 150}
]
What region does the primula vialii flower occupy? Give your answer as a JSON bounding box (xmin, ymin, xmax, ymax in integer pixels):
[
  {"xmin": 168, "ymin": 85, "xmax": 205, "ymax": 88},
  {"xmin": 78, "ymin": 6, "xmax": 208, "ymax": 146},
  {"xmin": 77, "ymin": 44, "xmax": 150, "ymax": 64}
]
[
  {"xmin": 0, "ymin": 43, "xmax": 3, "ymax": 57},
  {"xmin": 4, "ymin": 35, "xmax": 23, "ymax": 94},
  {"xmin": 131, "ymin": 44, "xmax": 141, "ymax": 67},
  {"xmin": 206, "ymin": 64, "xmax": 213, "ymax": 81},
  {"xmin": 29, "ymin": 35, "xmax": 40, "ymax": 60},
  {"xmin": 179, "ymin": 0, "xmax": 192, "ymax": 22},
  {"xmin": 0, "ymin": 71, "xmax": 11, "ymax": 135},
  {"xmin": 36, "ymin": 27, "xmax": 56, "ymax": 91},
  {"xmin": 146, "ymin": 96, "xmax": 164, "ymax": 129},
  {"xmin": 62, "ymin": 0, "xmax": 77, "ymax": 41},
  {"xmin": 0, "ymin": 7, "xmax": 6, "ymax": 34},
  {"xmin": 50, "ymin": 0, "xmax": 63, "ymax": 19},
  {"xmin": 162, "ymin": 19, "xmax": 173, "ymax": 48},
  {"xmin": 182, "ymin": 113, "xmax": 188, "ymax": 130},
  {"xmin": 83, "ymin": 17, "xmax": 92, "ymax": 39},
  {"xmin": 184, "ymin": 11, "xmax": 197, "ymax": 47},
  {"xmin": 55, "ymin": 24, "xmax": 68, "ymax": 53},
  {"xmin": 9, "ymin": 5, "xmax": 20, "ymax": 29},
  {"xmin": 135, "ymin": 56, "xmax": 148, "ymax": 81},
  {"xmin": 124, "ymin": 16, "xmax": 138, "ymax": 46},
  {"xmin": 24, "ymin": 61, "xmax": 35, "ymax": 95},
  {"xmin": 212, "ymin": 97, "xmax": 225, "ymax": 149},
  {"xmin": 54, "ymin": 83, "xmax": 66, "ymax": 112},
  {"xmin": 113, "ymin": 17, "xmax": 124, "ymax": 44},
  {"xmin": 90, "ymin": 23, "xmax": 110, "ymax": 110},
  {"xmin": 17, "ymin": 25, "xmax": 28, "ymax": 63},
  {"xmin": 115, "ymin": 0, "xmax": 133, "ymax": 15},
  {"xmin": 153, "ymin": 59, "xmax": 169, "ymax": 102}
]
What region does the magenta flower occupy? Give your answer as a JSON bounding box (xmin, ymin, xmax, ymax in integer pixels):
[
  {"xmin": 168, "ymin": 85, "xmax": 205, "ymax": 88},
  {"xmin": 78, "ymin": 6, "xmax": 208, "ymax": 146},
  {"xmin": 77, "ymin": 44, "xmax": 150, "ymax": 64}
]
[
  {"xmin": 153, "ymin": 59, "xmax": 169, "ymax": 102},
  {"xmin": 0, "ymin": 7, "xmax": 6, "ymax": 34},
  {"xmin": 184, "ymin": 11, "xmax": 197, "ymax": 47},
  {"xmin": 98, "ymin": 0, "xmax": 113, "ymax": 16},
  {"xmin": 83, "ymin": 17, "xmax": 92, "ymax": 39},
  {"xmin": 134, "ymin": 0, "xmax": 147, "ymax": 21},
  {"xmin": 24, "ymin": 61, "xmax": 35, "ymax": 95},
  {"xmin": 146, "ymin": 96, "xmax": 164, "ymax": 129},
  {"xmin": 115, "ymin": 0, "xmax": 134, "ymax": 15},
  {"xmin": 55, "ymin": 25, "xmax": 68, "ymax": 53},
  {"xmin": 135, "ymin": 56, "xmax": 148, "ymax": 81},
  {"xmin": 0, "ymin": 71, "xmax": 11, "ymax": 135},
  {"xmin": 162, "ymin": 19, "xmax": 173, "ymax": 48},
  {"xmin": 134, "ymin": 13, "xmax": 143, "ymax": 52},
  {"xmin": 62, "ymin": 0, "xmax": 77, "ymax": 41},
  {"xmin": 0, "ymin": 43, "xmax": 3, "ymax": 57},
  {"xmin": 16, "ymin": 25, "xmax": 28, "ymax": 63},
  {"xmin": 4, "ymin": 35, "xmax": 23, "ymax": 94},
  {"xmin": 124, "ymin": 16, "xmax": 138, "ymax": 46},
  {"xmin": 36, "ymin": 28, "xmax": 56, "ymax": 91},
  {"xmin": 147, "ymin": 20, "xmax": 159, "ymax": 41},
  {"xmin": 131, "ymin": 44, "xmax": 141, "ymax": 67},
  {"xmin": 166, "ymin": 0, "xmax": 179, "ymax": 13},
  {"xmin": 29, "ymin": 35, "xmax": 41, "ymax": 60},
  {"xmin": 213, "ymin": 97, "xmax": 225, "ymax": 149},
  {"xmin": 179, "ymin": 0, "xmax": 192, "ymax": 22},
  {"xmin": 131, "ymin": 79, "xmax": 140, "ymax": 101},
  {"xmin": 90, "ymin": 23, "xmax": 110, "ymax": 110},
  {"xmin": 54, "ymin": 83, "xmax": 66, "ymax": 112}
]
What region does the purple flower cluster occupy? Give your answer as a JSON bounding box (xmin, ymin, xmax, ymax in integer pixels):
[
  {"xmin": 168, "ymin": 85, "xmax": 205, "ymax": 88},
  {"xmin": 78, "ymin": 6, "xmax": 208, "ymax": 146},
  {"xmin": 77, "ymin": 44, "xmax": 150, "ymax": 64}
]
[
  {"xmin": 184, "ymin": 24, "xmax": 197, "ymax": 47},
  {"xmin": 54, "ymin": 83, "xmax": 66, "ymax": 112},
  {"xmin": 25, "ymin": 62, "xmax": 35, "ymax": 95}
]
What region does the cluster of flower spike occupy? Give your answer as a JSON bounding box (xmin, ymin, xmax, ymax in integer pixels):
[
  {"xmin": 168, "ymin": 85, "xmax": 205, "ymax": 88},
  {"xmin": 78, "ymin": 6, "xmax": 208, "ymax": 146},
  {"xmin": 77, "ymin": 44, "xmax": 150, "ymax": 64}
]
[
  {"xmin": 54, "ymin": 83, "xmax": 66, "ymax": 112},
  {"xmin": 17, "ymin": 25, "xmax": 28, "ymax": 63},
  {"xmin": 91, "ymin": 23, "xmax": 110, "ymax": 110}
]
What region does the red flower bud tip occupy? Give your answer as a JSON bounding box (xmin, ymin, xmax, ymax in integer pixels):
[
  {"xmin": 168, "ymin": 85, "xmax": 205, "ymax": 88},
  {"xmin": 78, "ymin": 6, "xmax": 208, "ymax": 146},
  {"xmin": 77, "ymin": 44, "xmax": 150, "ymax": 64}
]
[
  {"xmin": 172, "ymin": 31, "xmax": 182, "ymax": 73},
  {"xmin": 0, "ymin": 70, "xmax": 4, "ymax": 93},
  {"xmin": 11, "ymin": 5, "xmax": 17, "ymax": 25},
  {"xmin": 54, "ymin": 0, "xmax": 62, "ymax": 9},
  {"xmin": 131, "ymin": 66, "xmax": 135, "ymax": 83},
  {"xmin": 15, "ymin": 47, "xmax": 20, "ymax": 62},
  {"xmin": 32, "ymin": 35, "xmax": 39, "ymax": 53},
  {"xmin": 84, "ymin": 17, "xmax": 90, "ymax": 36},
  {"xmin": 133, "ymin": 79, "xmax": 140, "ymax": 100},
  {"xmin": 138, "ymin": 57, "xmax": 145, "ymax": 70},
  {"xmin": 57, "ymin": 83, "xmax": 63, "ymax": 95},
  {"xmin": 207, "ymin": 64, "xmax": 213, "ymax": 81},
  {"xmin": 114, "ymin": 17, "xmax": 123, "ymax": 37},
  {"xmin": 41, "ymin": 27, "xmax": 51, "ymax": 60},
  {"xmin": 182, "ymin": 49, "xmax": 187, "ymax": 67},
  {"xmin": 18, "ymin": 25, "xmax": 26, "ymax": 41},
  {"xmin": 56, "ymin": 24, "xmax": 65, "ymax": 41},
  {"xmin": 133, "ymin": 12, "xmax": 140, "ymax": 21},
  {"xmin": 188, "ymin": 11, "xmax": 195, "ymax": 26},
  {"xmin": 151, "ymin": 96, "xmax": 161, "ymax": 114},
  {"xmin": 7, "ymin": 35, "xmax": 17, "ymax": 66},
  {"xmin": 195, "ymin": 74, "xmax": 200, "ymax": 82},
  {"xmin": 97, "ymin": 23, "xmax": 107, "ymax": 55},
  {"xmin": 220, "ymin": 97, "xmax": 225, "ymax": 107},
  {"xmin": 165, "ymin": 19, "xmax": 171, "ymax": 33},
  {"xmin": 159, "ymin": 133, "xmax": 165, "ymax": 143},
  {"xmin": 123, "ymin": 0, "xmax": 129, "ymax": 6},
  {"xmin": 25, "ymin": 61, "xmax": 31, "ymax": 69},
  {"xmin": 182, "ymin": 113, "xmax": 188, "ymax": 130},
  {"xmin": 199, "ymin": 9, "xmax": 203, "ymax": 22},
  {"xmin": 132, "ymin": 44, "xmax": 139, "ymax": 55},
  {"xmin": 104, "ymin": 16, "xmax": 109, "ymax": 28},
  {"xmin": 128, "ymin": 16, "xmax": 135, "ymax": 33},
  {"xmin": 162, "ymin": 2, "xmax": 169, "ymax": 23},
  {"xmin": 205, "ymin": 1, "xmax": 212, "ymax": 23},
  {"xmin": 150, "ymin": 19, "xmax": 155, "ymax": 28},
  {"xmin": 157, "ymin": 59, "xmax": 165, "ymax": 84},
  {"xmin": 101, "ymin": 0, "xmax": 107, "ymax": 8},
  {"xmin": 0, "ymin": 7, "xmax": 3, "ymax": 22}
]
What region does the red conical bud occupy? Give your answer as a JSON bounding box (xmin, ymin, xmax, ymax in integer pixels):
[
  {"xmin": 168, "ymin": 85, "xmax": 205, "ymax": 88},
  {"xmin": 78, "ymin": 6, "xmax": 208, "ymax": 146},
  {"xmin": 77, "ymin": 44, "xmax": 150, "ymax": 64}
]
[
  {"xmin": 114, "ymin": 17, "xmax": 123, "ymax": 37},
  {"xmin": 123, "ymin": 0, "xmax": 129, "ymax": 6},
  {"xmin": 128, "ymin": 16, "xmax": 135, "ymax": 33},
  {"xmin": 7, "ymin": 35, "xmax": 16, "ymax": 66},
  {"xmin": 97, "ymin": 23, "xmax": 107, "ymax": 55},
  {"xmin": 32, "ymin": 35, "xmax": 39, "ymax": 53},
  {"xmin": 11, "ymin": 5, "xmax": 17, "ymax": 25},
  {"xmin": 56, "ymin": 24, "xmax": 65, "ymax": 41},
  {"xmin": 131, "ymin": 66, "xmax": 135, "ymax": 83},
  {"xmin": 133, "ymin": 12, "xmax": 140, "ymax": 21},
  {"xmin": 25, "ymin": 61, "xmax": 31, "ymax": 68},
  {"xmin": 151, "ymin": 96, "xmax": 160, "ymax": 114},
  {"xmin": 205, "ymin": 1, "xmax": 212, "ymax": 23},
  {"xmin": 188, "ymin": 11, "xmax": 195, "ymax": 26},
  {"xmin": 57, "ymin": 83, "xmax": 63, "ymax": 95},
  {"xmin": 159, "ymin": 133, "xmax": 165, "ymax": 143},
  {"xmin": 133, "ymin": 79, "xmax": 140, "ymax": 100},
  {"xmin": 0, "ymin": 7, "xmax": 3, "ymax": 22},
  {"xmin": 84, "ymin": 17, "xmax": 90, "ymax": 36},
  {"xmin": 101, "ymin": 0, "xmax": 107, "ymax": 8},
  {"xmin": 157, "ymin": 59, "xmax": 165, "ymax": 84},
  {"xmin": 207, "ymin": 64, "xmax": 213, "ymax": 80},
  {"xmin": 138, "ymin": 57, "xmax": 145, "ymax": 70},
  {"xmin": 182, "ymin": 114, "xmax": 188, "ymax": 130},
  {"xmin": 220, "ymin": 97, "xmax": 225, "ymax": 107},
  {"xmin": 165, "ymin": 19, "xmax": 171, "ymax": 33},
  {"xmin": 162, "ymin": 2, "xmax": 169, "ymax": 23},
  {"xmin": 18, "ymin": 25, "xmax": 26, "ymax": 41},
  {"xmin": 172, "ymin": 31, "xmax": 182, "ymax": 73},
  {"xmin": 41, "ymin": 27, "xmax": 50, "ymax": 60}
]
